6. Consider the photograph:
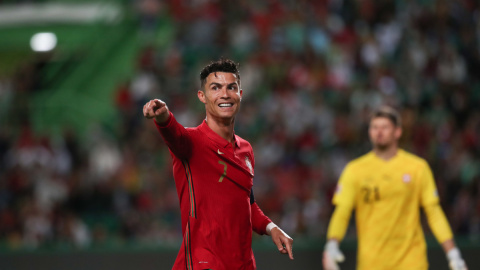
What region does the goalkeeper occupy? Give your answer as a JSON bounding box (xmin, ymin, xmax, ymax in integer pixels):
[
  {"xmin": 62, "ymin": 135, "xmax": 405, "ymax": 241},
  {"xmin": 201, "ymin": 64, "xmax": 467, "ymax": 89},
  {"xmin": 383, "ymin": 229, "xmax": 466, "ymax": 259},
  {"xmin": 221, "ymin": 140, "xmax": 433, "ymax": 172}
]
[{"xmin": 323, "ymin": 106, "xmax": 468, "ymax": 270}]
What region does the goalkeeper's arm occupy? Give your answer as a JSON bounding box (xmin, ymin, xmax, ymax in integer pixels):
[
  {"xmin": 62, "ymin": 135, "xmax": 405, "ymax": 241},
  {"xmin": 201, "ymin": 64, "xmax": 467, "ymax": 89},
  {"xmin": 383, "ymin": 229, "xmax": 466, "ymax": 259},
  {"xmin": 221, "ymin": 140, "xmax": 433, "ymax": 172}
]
[
  {"xmin": 424, "ymin": 203, "xmax": 468, "ymax": 270},
  {"xmin": 323, "ymin": 203, "xmax": 352, "ymax": 270}
]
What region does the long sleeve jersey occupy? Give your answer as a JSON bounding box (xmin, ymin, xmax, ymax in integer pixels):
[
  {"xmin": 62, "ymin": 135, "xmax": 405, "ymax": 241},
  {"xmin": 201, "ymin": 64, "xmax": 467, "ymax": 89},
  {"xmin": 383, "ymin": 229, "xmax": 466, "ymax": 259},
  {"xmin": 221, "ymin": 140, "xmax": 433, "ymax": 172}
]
[
  {"xmin": 155, "ymin": 112, "xmax": 271, "ymax": 270},
  {"xmin": 327, "ymin": 149, "xmax": 453, "ymax": 270}
]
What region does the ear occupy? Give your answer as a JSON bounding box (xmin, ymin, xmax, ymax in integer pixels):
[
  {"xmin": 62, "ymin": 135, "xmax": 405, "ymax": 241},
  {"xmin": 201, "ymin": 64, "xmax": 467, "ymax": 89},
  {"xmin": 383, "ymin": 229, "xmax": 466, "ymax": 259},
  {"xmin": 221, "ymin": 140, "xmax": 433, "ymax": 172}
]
[
  {"xmin": 239, "ymin": 89, "xmax": 243, "ymax": 101},
  {"xmin": 395, "ymin": 127, "xmax": 402, "ymax": 140},
  {"xmin": 197, "ymin": 90, "xmax": 206, "ymax": 104}
]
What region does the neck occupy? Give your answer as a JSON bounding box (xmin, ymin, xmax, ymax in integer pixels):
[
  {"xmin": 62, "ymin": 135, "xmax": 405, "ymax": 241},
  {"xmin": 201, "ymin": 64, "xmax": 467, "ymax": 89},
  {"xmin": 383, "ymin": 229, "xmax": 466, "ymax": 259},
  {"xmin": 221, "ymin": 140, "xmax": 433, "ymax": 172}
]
[
  {"xmin": 373, "ymin": 145, "xmax": 398, "ymax": 161},
  {"xmin": 205, "ymin": 115, "xmax": 235, "ymax": 143}
]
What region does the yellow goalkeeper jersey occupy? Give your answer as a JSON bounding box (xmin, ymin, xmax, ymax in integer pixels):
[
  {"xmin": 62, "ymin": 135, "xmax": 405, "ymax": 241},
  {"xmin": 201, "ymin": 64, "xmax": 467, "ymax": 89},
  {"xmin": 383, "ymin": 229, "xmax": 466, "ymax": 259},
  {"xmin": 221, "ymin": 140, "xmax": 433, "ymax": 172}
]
[{"xmin": 331, "ymin": 149, "xmax": 441, "ymax": 270}]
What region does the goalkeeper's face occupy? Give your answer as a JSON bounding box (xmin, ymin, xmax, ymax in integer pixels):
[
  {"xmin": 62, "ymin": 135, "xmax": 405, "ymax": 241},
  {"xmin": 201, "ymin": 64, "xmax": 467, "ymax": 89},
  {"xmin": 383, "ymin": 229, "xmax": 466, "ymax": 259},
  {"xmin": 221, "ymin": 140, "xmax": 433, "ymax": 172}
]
[{"xmin": 369, "ymin": 117, "xmax": 402, "ymax": 150}]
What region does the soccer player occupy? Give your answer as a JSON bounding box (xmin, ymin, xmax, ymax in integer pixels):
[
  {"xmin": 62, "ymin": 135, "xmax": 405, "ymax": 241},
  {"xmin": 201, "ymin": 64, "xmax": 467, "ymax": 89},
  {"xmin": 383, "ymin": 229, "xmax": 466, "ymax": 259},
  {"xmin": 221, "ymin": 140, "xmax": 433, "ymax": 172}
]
[
  {"xmin": 143, "ymin": 58, "xmax": 293, "ymax": 270},
  {"xmin": 322, "ymin": 106, "xmax": 468, "ymax": 270}
]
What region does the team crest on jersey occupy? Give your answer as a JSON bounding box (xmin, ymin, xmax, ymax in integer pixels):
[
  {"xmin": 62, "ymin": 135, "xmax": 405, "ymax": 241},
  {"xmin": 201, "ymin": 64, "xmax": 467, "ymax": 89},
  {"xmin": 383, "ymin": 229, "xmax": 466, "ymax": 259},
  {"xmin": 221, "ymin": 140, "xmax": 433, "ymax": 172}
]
[
  {"xmin": 245, "ymin": 156, "xmax": 253, "ymax": 174},
  {"xmin": 335, "ymin": 184, "xmax": 342, "ymax": 194},
  {"xmin": 402, "ymin": 173, "xmax": 411, "ymax": 183}
]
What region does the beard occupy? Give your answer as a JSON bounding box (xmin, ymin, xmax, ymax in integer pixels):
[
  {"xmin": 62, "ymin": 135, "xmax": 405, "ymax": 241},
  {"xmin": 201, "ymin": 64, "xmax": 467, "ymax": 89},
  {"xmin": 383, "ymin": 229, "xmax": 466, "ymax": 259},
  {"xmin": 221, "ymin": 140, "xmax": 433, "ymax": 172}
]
[
  {"xmin": 374, "ymin": 143, "xmax": 389, "ymax": 151},
  {"xmin": 372, "ymin": 139, "xmax": 396, "ymax": 151}
]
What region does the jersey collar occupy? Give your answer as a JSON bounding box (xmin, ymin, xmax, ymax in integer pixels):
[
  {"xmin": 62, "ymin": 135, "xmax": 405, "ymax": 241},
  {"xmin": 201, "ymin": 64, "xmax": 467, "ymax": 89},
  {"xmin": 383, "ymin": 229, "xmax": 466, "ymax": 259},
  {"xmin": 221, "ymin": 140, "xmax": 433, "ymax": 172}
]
[
  {"xmin": 199, "ymin": 119, "xmax": 241, "ymax": 148},
  {"xmin": 370, "ymin": 149, "xmax": 404, "ymax": 163}
]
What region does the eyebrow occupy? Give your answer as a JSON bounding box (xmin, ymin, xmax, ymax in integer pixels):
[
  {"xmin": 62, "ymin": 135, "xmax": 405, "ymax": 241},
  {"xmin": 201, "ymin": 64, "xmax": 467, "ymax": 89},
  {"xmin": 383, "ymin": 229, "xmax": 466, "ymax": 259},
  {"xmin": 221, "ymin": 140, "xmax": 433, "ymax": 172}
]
[{"xmin": 208, "ymin": 82, "xmax": 238, "ymax": 87}]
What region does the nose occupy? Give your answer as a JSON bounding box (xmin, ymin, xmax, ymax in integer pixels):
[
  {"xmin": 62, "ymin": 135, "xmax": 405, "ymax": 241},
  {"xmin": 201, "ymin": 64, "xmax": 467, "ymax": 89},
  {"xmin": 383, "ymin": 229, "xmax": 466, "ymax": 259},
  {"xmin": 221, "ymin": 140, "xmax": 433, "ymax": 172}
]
[{"xmin": 220, "ymin": 87, "xmax": 229, "ymax": 98}]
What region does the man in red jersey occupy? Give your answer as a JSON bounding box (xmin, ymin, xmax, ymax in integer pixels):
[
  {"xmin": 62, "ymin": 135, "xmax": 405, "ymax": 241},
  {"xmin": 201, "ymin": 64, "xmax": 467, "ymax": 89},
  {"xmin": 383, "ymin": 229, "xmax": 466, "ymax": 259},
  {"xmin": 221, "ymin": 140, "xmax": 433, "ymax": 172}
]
[{"xmin": 143, "ymin": 58, "xmax": 293, "ymax": 270}]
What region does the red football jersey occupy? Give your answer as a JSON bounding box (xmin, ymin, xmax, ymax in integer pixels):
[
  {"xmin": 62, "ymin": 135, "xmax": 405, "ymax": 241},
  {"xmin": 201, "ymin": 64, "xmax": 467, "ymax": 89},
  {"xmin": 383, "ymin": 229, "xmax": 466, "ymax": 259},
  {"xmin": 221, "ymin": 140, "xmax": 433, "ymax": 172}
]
[{"xmin": 155, "ymin": 112, "xmax": 272, "ymax": 270}]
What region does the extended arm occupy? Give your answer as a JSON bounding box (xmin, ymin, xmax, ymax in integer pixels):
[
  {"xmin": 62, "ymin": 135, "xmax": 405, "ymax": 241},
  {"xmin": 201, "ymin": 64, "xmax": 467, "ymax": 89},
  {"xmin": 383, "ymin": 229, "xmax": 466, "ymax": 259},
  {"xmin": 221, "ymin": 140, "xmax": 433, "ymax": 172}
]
[
  {"xmin": 251, "ymin": 202, "xmax": 272, "ymax": 235},
  {"xmin": 143, "ymin": 99, "xmax": 170, "ymax": 124},
  {"xmin": 323, "ymin": 203, "xmax": 352, "ymax": 270},
  {"xmin": 323, "ymin": 163, "xmax": 356, "ymax": 270},
  {"xmin": 326, "ymin": 203, "xmax": 353, "ymax": 241},
  {"xmin": 143, "ymin": 99, "xmax": 192, "ymax": 159},
  {"xmin": 250, "ymin": 189, "xmax": 294, "ymax": 260},
  {"xmin": 424, "ymin": 204, "xmax": 467, "ymax": 270}
]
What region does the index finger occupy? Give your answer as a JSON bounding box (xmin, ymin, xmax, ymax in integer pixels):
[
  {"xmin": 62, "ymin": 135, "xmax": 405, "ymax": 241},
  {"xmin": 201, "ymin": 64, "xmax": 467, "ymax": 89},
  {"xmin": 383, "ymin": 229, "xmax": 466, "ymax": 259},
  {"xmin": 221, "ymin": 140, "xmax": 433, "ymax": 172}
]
[
  {"xmin": 154, "ymin": 99, "xmax": 164, "ymax": 106},
  {"xmin": 283, "ymin": 238, "xmax": 294, "ymax": 260}
]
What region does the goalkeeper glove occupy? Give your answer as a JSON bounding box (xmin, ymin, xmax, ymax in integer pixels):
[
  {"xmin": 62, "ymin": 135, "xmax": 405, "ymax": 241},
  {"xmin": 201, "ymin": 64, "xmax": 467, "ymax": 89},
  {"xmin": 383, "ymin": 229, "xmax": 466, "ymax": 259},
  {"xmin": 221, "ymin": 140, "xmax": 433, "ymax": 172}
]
[
  {"xmin": 323, "ymin": 240, "xmax": 344, "ymax": 270},
  {"xmin": 446, "ymin": 247, "xmax": 467, "ymax": 270}
]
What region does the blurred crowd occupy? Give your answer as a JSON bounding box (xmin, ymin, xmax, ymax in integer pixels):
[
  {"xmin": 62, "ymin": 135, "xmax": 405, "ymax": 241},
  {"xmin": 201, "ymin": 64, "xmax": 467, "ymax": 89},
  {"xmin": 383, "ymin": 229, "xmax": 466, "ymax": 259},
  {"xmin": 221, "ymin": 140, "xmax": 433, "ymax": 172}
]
[{"xmin": 1, "ymin": 0, "xmax": 480, "ymax": 250}]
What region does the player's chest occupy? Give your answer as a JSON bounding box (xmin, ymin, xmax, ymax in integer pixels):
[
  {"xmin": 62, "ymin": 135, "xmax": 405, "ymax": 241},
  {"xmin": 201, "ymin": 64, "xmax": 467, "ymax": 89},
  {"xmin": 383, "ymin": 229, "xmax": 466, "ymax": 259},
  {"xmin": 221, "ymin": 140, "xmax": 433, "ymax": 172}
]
[
  {"xmin": 356, "ymin": 168, "xmax": 419, "ymax": 204},
  {"xmin": 190, "ymin": 141, "xmax": 254, "ymax": 191}
]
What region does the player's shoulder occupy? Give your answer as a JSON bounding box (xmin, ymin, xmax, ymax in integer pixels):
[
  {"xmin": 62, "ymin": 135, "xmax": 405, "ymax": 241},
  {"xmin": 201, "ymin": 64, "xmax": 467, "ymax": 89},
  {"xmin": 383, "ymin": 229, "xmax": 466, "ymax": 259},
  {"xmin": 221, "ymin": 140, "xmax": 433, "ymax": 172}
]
[
  {"xmin": 180, "ymin": 124, "xmax": 206, "ymax": 142},
  {"xmin": 346, "ymin": 152, "xmax": 375, "ymax": 169},
  {"xmin": 183, "ymin": 122, "xmax": 203, "ymax": 133},
  {"xmin": 184, "ymin": 126, "xmax": 198, "ymax": 131},
  {"xmin": 235, "ymin": 134, "xmax": 250, "ymax": 144},
  {"xmin": 234, "ymin": 134, "xmax": 253, "ymax": 149},
  {"xmin": 397, "ymin": 149, "xmax": 429, "ymax": 167}
]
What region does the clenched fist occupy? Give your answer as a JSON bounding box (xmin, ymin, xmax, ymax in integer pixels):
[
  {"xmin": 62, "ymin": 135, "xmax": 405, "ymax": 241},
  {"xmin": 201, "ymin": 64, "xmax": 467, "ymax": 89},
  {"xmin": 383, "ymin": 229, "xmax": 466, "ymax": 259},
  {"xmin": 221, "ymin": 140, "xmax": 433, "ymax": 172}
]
[{"xmin": 143, "ymin": 99, "xmax": 170, "ymax": 124}]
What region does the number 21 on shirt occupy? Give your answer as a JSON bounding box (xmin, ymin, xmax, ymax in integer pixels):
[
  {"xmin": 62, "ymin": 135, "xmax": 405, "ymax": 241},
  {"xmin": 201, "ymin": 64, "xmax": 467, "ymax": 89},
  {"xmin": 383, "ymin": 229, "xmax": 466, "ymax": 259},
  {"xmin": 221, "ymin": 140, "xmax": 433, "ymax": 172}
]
[{"xmin": 362, "ymin": 186, "xmax": 380, "ymax": 203}]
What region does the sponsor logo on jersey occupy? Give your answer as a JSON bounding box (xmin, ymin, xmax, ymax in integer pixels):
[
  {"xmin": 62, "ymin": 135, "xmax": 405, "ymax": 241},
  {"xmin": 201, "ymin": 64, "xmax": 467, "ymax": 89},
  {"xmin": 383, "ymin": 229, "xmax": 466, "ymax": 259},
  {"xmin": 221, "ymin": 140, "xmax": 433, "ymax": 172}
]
[
  {"xmin": 245, "ymin": 156, "xmax": 253, "ymax": 174},
  {"xmin": 217, "ymin": 149, "xmax": 224, "ymax": 155},
  {"xmin": 402, "ymin": 173, "xmax": 411, "ymax": 183}
]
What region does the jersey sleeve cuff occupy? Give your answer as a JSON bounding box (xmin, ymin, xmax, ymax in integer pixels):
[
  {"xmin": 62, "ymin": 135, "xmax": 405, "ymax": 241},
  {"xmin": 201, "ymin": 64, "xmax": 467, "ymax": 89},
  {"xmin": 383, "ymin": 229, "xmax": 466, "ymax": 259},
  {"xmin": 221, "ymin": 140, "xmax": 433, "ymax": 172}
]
[
  {"xmin": 154, "ymin": 111, "xmax": 174, "ymax": 128},
  {"xmin": 259, "ymin": 217, "xmax": 273, "ymax": 235},
  {"xmin": 266, "ymin": 222, "xmax": 278, "ymax": 235}
]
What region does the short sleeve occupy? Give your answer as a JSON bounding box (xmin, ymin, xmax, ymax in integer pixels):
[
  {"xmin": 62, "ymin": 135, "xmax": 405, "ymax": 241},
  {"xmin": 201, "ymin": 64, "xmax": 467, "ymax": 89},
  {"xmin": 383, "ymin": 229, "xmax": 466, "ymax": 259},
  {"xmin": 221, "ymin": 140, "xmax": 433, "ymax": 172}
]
[
  {"xmin": 419, "ymin": 161, "xmax": 440, "ymax": 206},
  {"xmin": 332, "ymin": 164, "xmax": 356, "ymax": 208}
]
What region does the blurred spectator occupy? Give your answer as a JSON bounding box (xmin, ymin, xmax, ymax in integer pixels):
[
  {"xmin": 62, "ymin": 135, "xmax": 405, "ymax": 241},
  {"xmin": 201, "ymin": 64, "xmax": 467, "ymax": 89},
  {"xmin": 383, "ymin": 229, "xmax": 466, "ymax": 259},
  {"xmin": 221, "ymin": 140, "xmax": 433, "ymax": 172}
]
[{"xmin": 0, "ymin": 0, "xmax": 479, "ymax": 249}]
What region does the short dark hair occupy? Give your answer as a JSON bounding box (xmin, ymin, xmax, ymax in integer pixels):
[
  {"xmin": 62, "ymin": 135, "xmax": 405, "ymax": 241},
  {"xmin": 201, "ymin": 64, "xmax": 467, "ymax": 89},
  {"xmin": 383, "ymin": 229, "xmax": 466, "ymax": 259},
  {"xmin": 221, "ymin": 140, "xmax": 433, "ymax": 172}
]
[
  {"xmin": 199, "ymin": 58, "xmax": 240, "ymax": 89},
  {"xmin": 371, "ymin": 106, "xmax": 402, "ymax": 127}
]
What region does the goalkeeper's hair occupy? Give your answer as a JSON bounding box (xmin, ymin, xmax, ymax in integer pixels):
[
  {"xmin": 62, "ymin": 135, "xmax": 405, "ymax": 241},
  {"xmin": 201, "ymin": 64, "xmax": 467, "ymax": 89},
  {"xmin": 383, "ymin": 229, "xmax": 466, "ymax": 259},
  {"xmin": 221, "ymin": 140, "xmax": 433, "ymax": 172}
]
[
  {"xmin": 200, "ymin": 58, "xmax": 240, "ymax": 89},
  {"xmin": 371, "ymin": 106, "xmax": 402, "ymax": 127}
]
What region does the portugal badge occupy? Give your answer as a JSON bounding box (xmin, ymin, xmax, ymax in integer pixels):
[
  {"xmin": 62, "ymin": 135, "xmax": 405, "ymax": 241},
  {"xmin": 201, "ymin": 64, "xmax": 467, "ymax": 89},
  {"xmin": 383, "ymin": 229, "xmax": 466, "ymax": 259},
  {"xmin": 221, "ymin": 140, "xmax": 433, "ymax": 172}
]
[{"xmin": 245, "ymin": 156, "xmax": 253, "ymax": 174}]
